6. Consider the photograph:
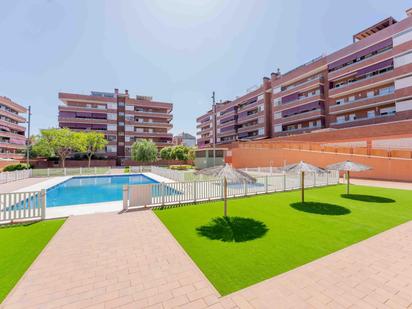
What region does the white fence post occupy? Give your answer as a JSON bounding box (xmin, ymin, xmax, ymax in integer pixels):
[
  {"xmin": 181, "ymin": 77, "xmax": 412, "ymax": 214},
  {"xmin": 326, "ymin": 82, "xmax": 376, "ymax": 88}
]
[
  {"xmin": 41, "ymin": 189, "xmax": 46, "ymax": 220},
  {"xmin": 283, "ymin": 172, "xmax": 287, "ymax": 191},
  {"xmin": 64, "ymin": 168, "xmax": 67, "ymax": 176},
  {"xmin": 161, "ymin": 182, "xmax": 165, "ymax": 206},
  {"xmin": 314, "ymin": 173, "xmax": 316, "ymax": 187},
  {"xmin": 94, "ymin": 167, "xmax": 97, "ymax": 175},
  {"xmin": 80, "ymin": 167, "xmax": 82, "ymax": 175},
  {"xmin": 265, "ymin": 176, "xmax": 268, "ymax": 193},
  {"xmin": 244, "ymin": 180, "xmax": 247, "ymax": 196},
  {"xmin": 47, "ymin": 168, "xmax": 50, "ymax": 177},
  {"xmin": 193, "ymin": 181, "xmax": 197, "ymax": 203},
  {"xmin": 123, "ymin": 185, "xmax": 129, "ymax": 211},
  {"xmin": 326, "ymin": 172, "xmax": 329, "ymax": 185}
]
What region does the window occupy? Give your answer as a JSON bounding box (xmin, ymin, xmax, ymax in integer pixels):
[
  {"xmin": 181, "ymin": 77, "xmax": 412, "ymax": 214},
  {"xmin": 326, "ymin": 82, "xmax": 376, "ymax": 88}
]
[
  {"xmin": 118, "ymin": 132, "xmax": 124, "ymax": 136},
  {"xmin": 367, "ymin": 91, "xmax": 374, "ymax": 98},
  {"xmin": 336, "ymin": 99, "xmax": 344, "ymax": 105},
  {"xmin": 118, "ymin": 122, "xmax": 124, "ymax": 126},
  {"xmin": 118, "ymin": 102, "xmax": 125, "ymax": 107},
  {"xmin": 108, "ymin": 113, "xmax": 116, "ymax": 120},
  {"xmin": 336, "ymin": 116, "xmax": 345, "ymax": 124},
  {"xmin": 348, "ymin": 96, "xmax": 355, "ymax": 102},
  {"xmin": 379, "ymin": 86, "xmax": 395, "ymax": 95},
  {"xmin": 367, "ymin": 110, "xmax": 375, "ymax": 118},
  {"xmin": 380, "ymin": 106, "xmax": 396, "ymax": 115},
  {"xmin": 118, "ymin": 112, "xmax": 125, "ymax": 116},
  {"xmin": 349, "ymin": 113, "xmax": 356, "ymax": 121}
]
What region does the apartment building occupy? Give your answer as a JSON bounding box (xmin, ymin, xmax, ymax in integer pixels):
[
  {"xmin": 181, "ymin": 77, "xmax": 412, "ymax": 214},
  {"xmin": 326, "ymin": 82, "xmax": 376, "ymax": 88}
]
[
  {"xmin": 58, "ymin": 89, "xmax": 173, "ymax": 162},
  {"xmin": 0, "ymin": 96, "xmax": 27, "ymax": 159},
  {"xmin": 197, "ymin": 8, "xmax": 412, "ymax": 146}
]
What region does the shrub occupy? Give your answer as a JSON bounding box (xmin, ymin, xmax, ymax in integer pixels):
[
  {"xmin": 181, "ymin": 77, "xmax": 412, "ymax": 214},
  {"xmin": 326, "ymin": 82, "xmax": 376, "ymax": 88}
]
[
  {"xmin": 170, "ymin": 165, "xmax": 192, "ymax": 170},
  {"xmin": 131, "ymin": 139, "xmax": 158, "ymax": 162},
  {"xmin": 3, "ymin": 163, "xmax": 31, "ymax": 172},
  {"xmin": 124, "ymin": 166, "xmax": 130, "ymax": 173},
  {"xmin": 160, "ymin": 146, "xmax": 173, "ymax": 160}
]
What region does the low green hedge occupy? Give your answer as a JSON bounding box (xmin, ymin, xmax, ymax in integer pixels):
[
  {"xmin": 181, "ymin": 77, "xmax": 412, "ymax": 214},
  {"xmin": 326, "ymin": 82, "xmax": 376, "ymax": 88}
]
[
  {"xmin": 3, "ymin": 164, "xmax": 31, "ymax": 172},
  {"xmin": 169, "ymin": 165, "xmax": 192, "ymax": 170}
]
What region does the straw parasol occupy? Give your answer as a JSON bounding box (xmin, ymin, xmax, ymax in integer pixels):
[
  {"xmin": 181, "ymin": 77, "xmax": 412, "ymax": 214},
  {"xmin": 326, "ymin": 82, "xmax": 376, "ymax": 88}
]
[
  {"xmin": 326, "ymin": 160, "xmax": 371, "ymax": 194},
  {"xmin": 195, "ymin": 164, "xmax": 256, "ymax": 216},
  {"xmin": 281, "ymin": 161, "xmax": 325, "ymax": 203}
]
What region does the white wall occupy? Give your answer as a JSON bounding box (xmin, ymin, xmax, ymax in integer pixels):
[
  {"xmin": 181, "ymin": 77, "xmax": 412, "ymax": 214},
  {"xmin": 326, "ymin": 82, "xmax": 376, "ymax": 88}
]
[
  {"xmin": 393, "ymin": 28, "xmax": 412, "ymax": 46},
  {"xmin": 395, "ymin": 75, "xmax": 412, "ymax": 89},
  {"xmin": 396, "ymin": 99, "xmax": 412, "ymax": 112},
  {"xmin": 394, "ymin": 52, "xmax": 412, "ymax": 68}
]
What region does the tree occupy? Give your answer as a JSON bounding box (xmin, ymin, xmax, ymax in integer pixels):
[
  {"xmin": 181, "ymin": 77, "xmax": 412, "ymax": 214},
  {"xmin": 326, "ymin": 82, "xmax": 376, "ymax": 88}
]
[
  {"xmin": 78, "ymin": 132, "xmax": 108, "ymax": 168},
  {"xmin": 160, "ymin": 146, "xmax": 173, "ymax": 160},
  {"xmin": 32, "ymin": 128, "xmax": 82, "ymax": 168},
  {"xmin": 171, "ymin": 145, "xmax": 188, "ymax": 161},
  {"xmin": 131, "ymin": 139, "xmax": 158, "ymax": 163}
]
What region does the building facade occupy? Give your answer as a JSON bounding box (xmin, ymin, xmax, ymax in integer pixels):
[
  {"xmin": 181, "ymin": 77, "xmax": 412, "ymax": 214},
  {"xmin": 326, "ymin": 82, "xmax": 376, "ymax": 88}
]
[
  {"xmin": 58, "ymin": 89, "xmax": 173, "ymax": 162},
  {"xmin": 0, "ymin": 96, "xmax": 27, "ymax": 159},
  {"xmin": 197, "ymin": 8, "xmax": 412, "ymax": 146},
  {"xmin": 173, "ymin": 132, "xmax": 196, "ymax": 147}
]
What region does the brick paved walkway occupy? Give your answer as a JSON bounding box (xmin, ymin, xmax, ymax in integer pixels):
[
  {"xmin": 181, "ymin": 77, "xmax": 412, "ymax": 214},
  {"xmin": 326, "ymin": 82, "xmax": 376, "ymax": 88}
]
[{"xmin": 2, "ymin": 210, "xmax": 412, "ymax": 308}]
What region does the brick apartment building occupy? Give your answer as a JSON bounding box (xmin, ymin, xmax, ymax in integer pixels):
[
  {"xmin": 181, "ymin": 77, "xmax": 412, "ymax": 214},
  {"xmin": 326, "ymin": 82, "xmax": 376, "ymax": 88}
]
[
  {"xmin": 58, "ymin": 89, "xmax": 173, "ymax": 163},
  {"xmin": 197, "ymin": 8, "xmax": 412, "ymax": 146},
  {"xmin": 0, "ymin": 96, "xmax": 27, "ymax": 159}
]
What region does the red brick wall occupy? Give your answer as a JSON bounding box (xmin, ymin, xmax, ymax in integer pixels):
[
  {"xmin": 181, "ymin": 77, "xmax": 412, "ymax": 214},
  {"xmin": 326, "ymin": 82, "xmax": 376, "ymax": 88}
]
[{"xmin": 231, "ymin": 147, "xmax": 412, "ymax": 182}]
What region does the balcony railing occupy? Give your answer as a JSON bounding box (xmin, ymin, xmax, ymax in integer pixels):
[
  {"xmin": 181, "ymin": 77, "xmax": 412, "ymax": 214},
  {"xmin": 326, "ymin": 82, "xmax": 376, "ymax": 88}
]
[
  {"xmin": 331, "ymin": 67, "xmax": 393, "ymax": 90},
  {"xmin": 282, "ymin": 75, "xmax": 323, "ymax": 92},
  {"xmin": 330, "ymin": 91, "xmax": 395, "ymax": 111},
  {"xmin": 330, "ymin": 112, "xmax": 395, "ymax": 126},
  {"xmin": 277, "ymin": 109, "xmax": 325, "ymax": 125}
]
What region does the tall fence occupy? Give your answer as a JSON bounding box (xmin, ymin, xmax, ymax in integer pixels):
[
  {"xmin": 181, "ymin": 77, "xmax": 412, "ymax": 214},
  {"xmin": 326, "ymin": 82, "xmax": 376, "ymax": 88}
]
[
  {"xmin": 123, "ymin": 171, "xmax": 339, "ymax": 210},
  {"xmin": 0, "ymin": 190, "xmax": 46, "ymax": 224},
  {"xmin": 0, "ymin": 169, "xmax": 32, "ymax": 184},
  {"xmin": 31, "ymin": 167, "xmax": 111, "ymax": 177}
]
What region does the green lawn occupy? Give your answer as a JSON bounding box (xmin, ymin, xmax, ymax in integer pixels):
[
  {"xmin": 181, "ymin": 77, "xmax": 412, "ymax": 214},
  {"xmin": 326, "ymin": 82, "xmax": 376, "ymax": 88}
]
[
  {"xmin": 0, "ymin": 219, "xmax": 65, "ymax": 302},
  {"xmin": 155, "ymin": 185, "xmax": 412, "ymax": 295}
]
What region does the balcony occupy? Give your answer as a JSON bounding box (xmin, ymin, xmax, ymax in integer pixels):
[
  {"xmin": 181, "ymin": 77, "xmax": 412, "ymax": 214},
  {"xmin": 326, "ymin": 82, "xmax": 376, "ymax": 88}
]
[
  {"xmin": 277, "ymin": 76, "xmax": 323, "ymax": 99},
  {"xmin": 131, "ymin": 110, "xmax": 173, "ymax": 119},
  {"xmin": 0, "ymin": 130, "xmax": 26, "ymax": 140},
  {"xmin": 274, "ymin": 93, "xmax": 323, "ymax": 112},
  {"xmin": 58, "ymin": 117, "xmax": 108, "ymax": 125},
  {"xmin": 0, "ymin": 141, "xmax": 26, "ymax": 150},
  {"xmin": 59, "ymin": 105, "xmax": 108, "ymax": 112},
  {"xmin": 328, "ymin": 48, "xmax": 393, "ymax": 81},
  {"xmin": 329, "ymin": 92, "xmax": 395, "ymax": 114},
  {"xmin": 330, "ymin": 113, "xmax": 396, "ymax": 128},
  {"xmin": 328, "ymin": 63, "xmax": 404, "ymax": 97},
  {"xmin": 237, "ymin": 123, "xmax": 264, "ymax": 134},
  {"xmin": 0, "ymin": 119, "xmax": 25, "ymax": 132},
  {"xmin": 0, "ymin": 108, "xmax": 26, "ymax": 123},
  {"xmin": 275, "ymin": 124, "xmax": 323, "ymax": 136},
  {"xmin": 126, "ymin": 121, "xmax": 172, "ymax": 129},
  {"xmin": 276, "ymin": 109, "xmax": 325, "ymax": 126},
  {"xmin": 128, "ymin": 131, "xmax": 173, "ymax": 139}
]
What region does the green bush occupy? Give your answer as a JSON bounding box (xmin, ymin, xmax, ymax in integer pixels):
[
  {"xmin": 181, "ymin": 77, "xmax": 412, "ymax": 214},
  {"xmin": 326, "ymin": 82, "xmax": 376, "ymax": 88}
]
[
  {"xmin": 124, "ymin": 166, "xmax": 130, "ymax": 173},
  {"xmin": 169, "ymin": 165, "xmax": 192, "ymax": 170},
  {"xmin": 3, "ymin": 163, "xmax": 31, "ymax": 172}
]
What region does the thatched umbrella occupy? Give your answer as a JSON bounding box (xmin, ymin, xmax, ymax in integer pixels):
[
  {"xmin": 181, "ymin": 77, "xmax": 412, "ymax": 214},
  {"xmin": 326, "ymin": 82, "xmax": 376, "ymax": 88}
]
[
  {"xmin": 326, "ymin": 160, "xmax": 371, "ymax": 194},
  {"xmin": 195, "ymin": 164, "xmax": 256, "ymax": 216},
  {"xmin": 281, "ymin": 161, "xmax": 325, "ymax": 203}
]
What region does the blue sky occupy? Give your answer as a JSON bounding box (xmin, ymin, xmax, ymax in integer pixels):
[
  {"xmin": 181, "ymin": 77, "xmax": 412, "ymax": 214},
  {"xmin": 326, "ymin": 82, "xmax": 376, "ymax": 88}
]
[{"xmin": 0, "ymin": 0, "xmax": 410, "ymax": 136}]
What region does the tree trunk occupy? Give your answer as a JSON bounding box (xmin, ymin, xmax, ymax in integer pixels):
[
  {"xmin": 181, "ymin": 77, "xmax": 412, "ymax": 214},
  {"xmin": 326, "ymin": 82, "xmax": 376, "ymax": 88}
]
[
  {"xmin": 346, "ymin": 171, "xmax": 350, "ymax": 195},
  {"xmin": 88, "ymin": 154, "xmax": 92, "ymax": 168},
  {"xmin": 61, "ymin": 157, "xmax": 65, "ymax": 169}
]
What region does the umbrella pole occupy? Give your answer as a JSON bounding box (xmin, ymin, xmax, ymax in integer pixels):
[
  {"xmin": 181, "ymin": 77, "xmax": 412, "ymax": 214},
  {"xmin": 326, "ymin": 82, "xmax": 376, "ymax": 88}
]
[
  {"xmin": 301, "ymin": 171, "xmax": 305, "ymax": 203},
  {"xmin": 346, "ymin": 171, "xmax": 350, "ymax": 195},
  {"xmin": 224, "ymin": 177, "xmax": 227, "ymax": 217}
]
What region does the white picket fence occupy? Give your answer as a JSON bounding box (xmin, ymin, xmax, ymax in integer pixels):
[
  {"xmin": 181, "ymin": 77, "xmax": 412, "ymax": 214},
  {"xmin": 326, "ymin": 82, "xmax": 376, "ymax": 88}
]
[
  {"xmin": 123, "ymin": 170, "xmax": 339, "ymax": 210},
  {"xmin": 31, "ymin": 167, "xmax": 111, "ymax": 177},
  {"xmin": 130, "ymin": 166, "xmax": 214, "ymax": 182},
  {"xmin": 0, "ymin": 169, "xmax": 32, "ymax": 184},
  {"xmin": 0, "ymin": 190, "xmax": 46, "ymax": 224}
]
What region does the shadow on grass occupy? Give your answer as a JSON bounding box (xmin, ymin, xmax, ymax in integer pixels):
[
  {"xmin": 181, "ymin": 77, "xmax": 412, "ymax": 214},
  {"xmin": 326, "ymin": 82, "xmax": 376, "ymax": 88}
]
[
  {"xmin": 196, "ymin": 216, "xmax": 268, "ymax": 242},
  {"xmin": 290, "ymin": 202, "xmax": 351, "ymax": 216},
  {"xmin": 341, "ymin": 194, "xmax": 395, "ymax": 203}
]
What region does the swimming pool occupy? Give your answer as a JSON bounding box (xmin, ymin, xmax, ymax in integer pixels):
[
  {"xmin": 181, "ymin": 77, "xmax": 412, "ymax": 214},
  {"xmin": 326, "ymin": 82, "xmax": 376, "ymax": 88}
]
[{"xmin": 47, "ymin": 174, "xmax": 158, "ymax": 207}]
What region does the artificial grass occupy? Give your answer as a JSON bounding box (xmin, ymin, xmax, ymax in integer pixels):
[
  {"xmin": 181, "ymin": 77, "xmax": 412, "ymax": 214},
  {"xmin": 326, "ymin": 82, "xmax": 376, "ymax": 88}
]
[
  {"xmin": 155, "ymin": 185, "xmax": 412, "ymax": 295},
  {"xmin": 0, "ymin": 219, "xmax": 65, "ymax": 303}
]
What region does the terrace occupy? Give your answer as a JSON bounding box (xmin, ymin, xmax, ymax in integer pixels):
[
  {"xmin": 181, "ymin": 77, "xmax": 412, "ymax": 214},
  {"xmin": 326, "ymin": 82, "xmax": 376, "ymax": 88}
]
[{"xmin": 1, "ymin": 164, "xmax": 412, "ymax": 308}]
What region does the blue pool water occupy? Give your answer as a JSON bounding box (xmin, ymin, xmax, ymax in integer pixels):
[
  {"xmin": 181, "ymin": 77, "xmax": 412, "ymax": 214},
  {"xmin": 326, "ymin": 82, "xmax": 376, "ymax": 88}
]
[{"xmin": 47, "ymin": 174, "xmax": 158, "ymax": 207}]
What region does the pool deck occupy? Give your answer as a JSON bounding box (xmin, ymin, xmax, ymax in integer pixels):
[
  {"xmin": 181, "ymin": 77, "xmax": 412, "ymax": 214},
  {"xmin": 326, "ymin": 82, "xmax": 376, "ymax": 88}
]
[
  {"xmin": 2, "ymin": 209, "xmax": 412, "ymax": 308},
  {"xmin": 3, "ymin": 173, "xmax": 175, "ymax": 219}
]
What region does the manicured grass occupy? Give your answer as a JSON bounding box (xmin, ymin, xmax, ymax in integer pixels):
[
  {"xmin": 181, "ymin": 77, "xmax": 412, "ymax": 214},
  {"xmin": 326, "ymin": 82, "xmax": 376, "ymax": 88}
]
[
  {"xmin": 155, "ymin": 185, "xmax": 412, "ymax": 295},
  {"xmin": 0, "ymin": 219, "xmax": 65, "ymax": 302}
]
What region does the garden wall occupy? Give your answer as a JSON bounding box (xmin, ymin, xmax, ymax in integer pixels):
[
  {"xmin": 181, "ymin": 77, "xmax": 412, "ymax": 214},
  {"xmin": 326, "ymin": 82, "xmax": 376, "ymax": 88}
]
[{"xmin": 230, "ymin": 147, "xmax": 412, "ymax": 182}]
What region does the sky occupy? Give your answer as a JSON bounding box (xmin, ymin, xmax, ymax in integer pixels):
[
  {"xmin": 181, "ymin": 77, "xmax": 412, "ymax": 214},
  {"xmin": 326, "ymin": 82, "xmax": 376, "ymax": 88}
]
[{"xmin": 0, "ymin": 0, "xmax": 410, "ymax": 136}]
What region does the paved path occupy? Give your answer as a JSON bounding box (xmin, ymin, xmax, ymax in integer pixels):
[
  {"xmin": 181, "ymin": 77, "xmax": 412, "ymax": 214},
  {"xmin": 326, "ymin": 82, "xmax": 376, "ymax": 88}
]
[
  {"xmin": 349, "ymin": 178, "xmax": 412, "ymax": 190},
  {"xmin": 3, "ymin": 210, "xmax": 412, "ymax": 308}
]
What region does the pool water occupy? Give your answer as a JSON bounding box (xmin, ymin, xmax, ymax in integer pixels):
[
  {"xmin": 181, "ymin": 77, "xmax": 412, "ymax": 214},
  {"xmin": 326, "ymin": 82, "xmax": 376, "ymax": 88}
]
[{"xmin": 47, "ymin": 174, "xmax": 158, "ymax": 207}]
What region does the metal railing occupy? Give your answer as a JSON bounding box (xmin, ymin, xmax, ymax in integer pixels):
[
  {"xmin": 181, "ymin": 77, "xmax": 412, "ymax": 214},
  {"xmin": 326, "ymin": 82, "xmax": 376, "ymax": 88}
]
[
  {"xmin": 0, "ymin": 190, "xmax": 45, "ymax": 224},
  {"xmin": 123, "ymin": 171, "xmax": 339, "ymax": 209},
  {"xmin": 31, "ymin": 167, "xmax": 111, "ymax": 177}
]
